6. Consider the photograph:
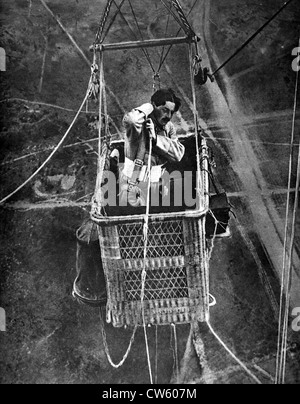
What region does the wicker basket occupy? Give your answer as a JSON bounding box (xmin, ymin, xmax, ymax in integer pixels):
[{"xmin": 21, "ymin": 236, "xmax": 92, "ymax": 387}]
[
  {"xmin": 92, "ymin": 137, "xmax": 210, "ymax": 327},
  {"xmin": 97, "ymin": 214, "xmax": 209, "ymax": 327}
]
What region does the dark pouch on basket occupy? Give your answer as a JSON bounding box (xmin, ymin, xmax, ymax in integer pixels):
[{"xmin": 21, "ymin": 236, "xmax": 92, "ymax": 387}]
[{"xmin": 206, "ymin": 192, "xmax": 231, "ymax": 236}]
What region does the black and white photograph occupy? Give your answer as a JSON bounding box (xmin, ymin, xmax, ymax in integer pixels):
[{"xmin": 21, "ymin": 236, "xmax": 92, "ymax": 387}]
[{"xmin": 0, "ymin": 0, "xmax": 300, "ymax": 386}]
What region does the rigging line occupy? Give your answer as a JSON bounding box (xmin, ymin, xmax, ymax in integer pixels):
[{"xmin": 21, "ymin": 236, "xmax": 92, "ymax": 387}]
[
  {"xmin": 155, "ymin": 325, "xmax": 158, "ymax": 385},
  {"xmin": 157, "ymin": 0, "xmax": 199, "ymax": 73},
  {"xmin": 98, "ymin": 51, "xmax": 104, "ymax": 171},
  {"xmin": 39, "ymin": 0, "xmax": 91, "ymax": 67},
  {"xmin": 276, "ymin": 44, "xmax": 300, "ymax": 384},
  {"xmin": 141, "ymin": 135, "xmax": 154, "ymax": 385},
  {"xmin": 157, "ymin": 12, "xmax": 171, "ymax": 73},
  {"xmin": 128, "ymin": 0, "xmax": 155, "ymax": 72},
  {"xmin": 114, "ymin": 1, "xmax": 156, "ymax": 73},
  {"xmin": 101, "ymin": 0, "xmax": 127, "ymax": 43},
  {"xmin": 95, "ymin": 0, "xmax": 115, "ymax": 44},
  {"xmin": 160, "ymin": 0, "xmax": 192, "ymax": 37},
  {"xmin": 211, "ymin": 0, "xmax": 296, "ymax": 77},
  {"xmin": 206, "ymin": 321, "xmax": 262, "ymax": 384},
  {"xmin": 170, "ymin": 0, "xmax": 196, "ymax": 36},
  {"xmin": 188, "ymin": 43, "xmax": 202, "ymax": 199},
  {"xmin": 99, "ymin": 307, "xmax": 138, "ymax": 369},
  {"xmin": 171, "ymin": 323, "xmax": 179, "ymax": 383},
  {"xmin": 0, "ymin": 75, "xmax": 94, "ymax": 205},
  {"xmin": 283, "ymin": 129, "xmax": 300, "ymax": 384}
]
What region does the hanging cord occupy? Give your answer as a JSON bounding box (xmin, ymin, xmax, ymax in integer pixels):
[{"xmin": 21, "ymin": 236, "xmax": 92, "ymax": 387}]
[
  {"xmin": 0, "ymin": 72, "xmax": 94, "ymax": 205},
  {"xmin": 158, "ymin": 13, "xmax": 171, "ymax": 74},
  {"xmin": 275, "ymin": 33, "xmax": 300, "ymax": 385},
  {"xmin": 140, "ymin": 135, "xmax": 154, "ymax": 385},
  {"xmin": 157, "ymin": 0, "xmax": 198, "ymax": 73},
  {"xmin": 206, "ymin": 320, "xmax": 262, "ymax": 384},
  {"xmin": 155, "ymin": 325, "xmax": 159, "ymax": 384},
  {"xmin": 171, "ymin": 323, "xmax": 179, "ymax": 383},
  {"xmin": 99, "ymin": 307, "xmax": 138, "ymax": 368},
  {"xmin": 101, "ymin": 0, "xmax": 127, "ymax": 44},
  {"xmin": 115, "ymin": 0, "xmax": 156, "ymax": 74},
  {"xmin": 211, "ymin": 0, "xmax": 296, "ymax": 77},
  {"xmin": 188, "ymin": 43, "xmax": 202, "ymax": 202},
  {"xmin": 95, "ymin": 50, "xmax": 104, "ymax": 196}
]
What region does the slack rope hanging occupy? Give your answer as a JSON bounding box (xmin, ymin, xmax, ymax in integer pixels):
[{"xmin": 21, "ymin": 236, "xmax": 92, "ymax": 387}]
[{"xmin": 0, "ymin": 73, "xmax": 95, "ymax": 205}]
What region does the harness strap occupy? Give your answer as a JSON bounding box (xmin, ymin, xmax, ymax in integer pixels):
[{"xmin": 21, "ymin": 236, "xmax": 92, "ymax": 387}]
[{"xmin": 123, "ymin": 121, "xmax": 152, "ymax": 187}]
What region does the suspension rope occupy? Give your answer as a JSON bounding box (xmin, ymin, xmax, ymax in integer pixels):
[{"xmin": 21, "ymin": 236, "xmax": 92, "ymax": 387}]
[
  {"xmin": 97, "ymin": 51, "xmax": 104, "ymax": 173},
  {"xmin": 158, "ymin": 13, "xmax": 171, "ymax": 73},
  {"xmin": 101, "ymin": 0, "xmax": 127, "ymax": 43},
  {"xmin": 211, "ymin": 0, "xmax": 296, "ymax": 77},
  {"xmin": 160, "ymin": 0, "xmax": 194, "ymax": 37},
  {"xmin": 99, "ymin": 308, "xmax": 138, "ymax": 368},
  {"xmin": 155, "ymin": 325, "xmax": 159, "ymax": 384},
  {"xmin": 157, "ymin": 0, "xmax": 198, "ymax": 75},
  {"xmin": 128, "ymin": 0, "xmax": 161, "ymax": 79},
  {"xmin": 170, "ymin": 0, "xmax": 196, "ymax": 37},
  {"xmin": 0, "ymin": 73, "xmax": 94, "ymax": 205},
  {"xmin": 171, "ymin": 323, "xmax": 179, "ymax": 383},
  {"xmin": 275, "ymin": 33, "xmax": 300, "ymax": 384},
  {"xmin": 94, "ymin": 0, "xmax": 115, "ymax": 44},
  {"xmin": 115, "ymin": 1, "xmax": 156, "ymax": 73},
  {"xmin": 140, "ymin": 135, "xmax": 154, "ymax": 385},
  {"xmin": 188, "ymin": 43, "xmax": 202, "ymax": 200}
]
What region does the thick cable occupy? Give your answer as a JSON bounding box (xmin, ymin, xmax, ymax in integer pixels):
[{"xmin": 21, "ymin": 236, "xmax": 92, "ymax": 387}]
[{"xmin": 212, "ymin": 0, "xmax": 296, "ymax": 77}]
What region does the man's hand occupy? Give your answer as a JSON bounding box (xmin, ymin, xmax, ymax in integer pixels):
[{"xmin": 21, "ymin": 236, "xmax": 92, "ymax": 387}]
[{"xmin": 146, "ymin": 118, "xmax": 156, "ymax": 141}]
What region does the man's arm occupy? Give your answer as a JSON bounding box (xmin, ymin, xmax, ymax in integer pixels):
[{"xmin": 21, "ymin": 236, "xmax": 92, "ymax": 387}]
[
  {"xmin": 122, "ymin": 103, "xmax": 153, "ymax": 142},
  {"xmin": 155, "ymin": 123, "xmax": 185, "ymax": 162}
]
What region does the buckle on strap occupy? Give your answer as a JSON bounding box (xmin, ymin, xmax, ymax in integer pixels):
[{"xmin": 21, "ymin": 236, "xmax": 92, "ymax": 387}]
[{"xmin": 133, "ymin": 159, "xmax": 143, "ymax": 169}]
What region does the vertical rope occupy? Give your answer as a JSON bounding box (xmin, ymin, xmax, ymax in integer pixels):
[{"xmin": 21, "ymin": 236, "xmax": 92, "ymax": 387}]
[
  {"xmin": 171, "ymin": 323, "xmax": 179, "ymax": 383},
  {"xmin": 140, "ymin": 136, "xmax": 154, "ymax": 384},
  {"xmin": 98, "ymin": 50, "xmax": 104, "ymax": 166},
  {"xmin": 275, "ymin": 36, "xmax": 300, "ymax": 383},
  {"xmin": 188, "ymin": 43, "xmax": 202, "ymax": 208},
  {"xmin": 155, "ymin": 325, "xmax": 158, "ymax": 384}
]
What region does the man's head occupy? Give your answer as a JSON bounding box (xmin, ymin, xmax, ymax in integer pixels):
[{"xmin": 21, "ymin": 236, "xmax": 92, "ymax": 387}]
[{"xmin": 151, "ymin": 88, "xmax": 181, "ymax": 127}]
